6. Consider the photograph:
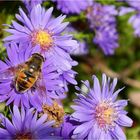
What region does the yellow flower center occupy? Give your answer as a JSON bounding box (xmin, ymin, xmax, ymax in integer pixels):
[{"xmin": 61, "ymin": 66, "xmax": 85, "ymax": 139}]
[
  {"xmin": 32, "ymin": 30, "xmax": 53, "ymax": 50},
  {"xmin": 95, "ymin": 102, "xmax": 117, "ymax": 129}
]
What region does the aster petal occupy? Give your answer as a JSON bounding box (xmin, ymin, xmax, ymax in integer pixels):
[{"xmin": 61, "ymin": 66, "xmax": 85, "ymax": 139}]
[
  {"xmin": 15, "ymin": 14, "xmax": 25, "ymax": 23},
  {"xmin": 112, "ymin": 87, "xmax": 124, "ymax": 101},
  {"xmin": 41, "ymin": 7, "xmax": 53, "ymax": 28},
  {"xmin": 27, "ymin": 109, "xmax": 37, "ymax": 131},
  {"xmin": 6, "ymin": 91, "xmax": 17, "ymax": 105},
  {"xmin": 71, "ymin": 112, "xmax": 93, "ymax": 122},
  {"xmin": 87, "ymin": 128, "xmax": 93, "ymax": 139},
  {"xmin": 30, "ymin": 4, "xmax": 42, "ymax": 28},
  {"xmin": 7, "ymin": 44, "xmax": 18, "ymax": 65},
  {"xmin": 117, "ymin": 114, "xmax": 133, "ymax": 127},
  {"xmin": 0, "ymin": 82, "xmax": 11, "ymax": 94},
  {"xmin": 4, "ymin": 35, "xmax": 28, "ymax": 42},
  {"xmin": 13, "ymin": 96, "xmax": 21, "ymax": 106},
  {"xmin": 130, "ymin": 15, "xmax": 140, "ymax": 28},
  {"xmin": 55, "ymin": 39, "xmax": 79, "ymax": 52},
  {"xmin": 21, "ymin": 94, "xmax": 30, "ymax": 108},
  {"xmin": 52, "ymin": 55, "xmax": 72, "ymax": 71},
  {"xmin": 99, "ymin": 130, "xmax": 112, "ymax": 140},
  {"xmin": 4, "ymin": 118, "xmax": 16, "ymax": 135},
  {"xmin": 92, "ymin": 75, "xmax": 101, "ymax": 101},
  {"xmin": 4, "ymin": 29, "xmax": 27, "ymax": 36},
  {"xmin": 103, "ymin": 131, "xmax": 112, "ymax": 140},
  {"xmin": 63, "ymin": 72, "xmax": 77, "ymax": 85},
  {"xmin": 53, "ymin": 22, "xmax": 69, "ymax": 34},
  {"xmin": 47, "ymin": 15, "xmax": 66, "ymax": 31},
  {"xmin": 114, "ymin": 100, "xmax": 128, "ymax": 108},
  {"xmin": 19, "ymin": 8, "xmax": 34, "ymax": 31},
  {"xmin": 0, "ymin": 128, "xmax": 9, "ymax": 136},
  {"xmin": 73, "ymin": 121, "xmax": 93, "ymax": 136},
  {"xmin": 24, "ymin": 44, "xmax": 33, "ymax": 60},
  {"xmin": 111, "ymin": 125, "xmax": 126, "ymax": 140},
  {"xmin": 90, "ymin": 123, "xmax": 102, "ymax": 140},
  {"xmin": 0, "ymin": 95, "xmax": 9, "ymax": 102},
  {"xmin": 102, "ymin": 73, "xmax": 107, "ymax": 99},
  {"xmin": 11, "ymin": 106, "xmax": 22, "ymax": 131},
  {"xmin": 35, "ymin": 114, "xmax": 48, "ymax": 129},
  {"xmin": 72, "ymin": 124, "xmax": 91, "ymax": 139},
  {"xmin": 18, "ymin": 48, "xmax": 27, "ymax": 63},
  {"xmin": 119, "ymin": 7, "xmax": 135, "ymax": 16},
  {"xmin": 129, "ymin": 15, "xmax": 137, "ymax": 24},
  {"xmin": 44, "ymin": 66, "xmax": 57, "ymax": 73},
  {"xmin": 71, "ymin": 105, "xmax": 93, "ymax": 114},
  {"xmin": 74, "ymin": 98, "xmax": 95, "ymax": 110},
  {"xmin": 12, "ymin": 21, "xmax": 31, "ymax": 34},
  {"xmin": 0, "ymin": 60, "xmax": 8, "ymax": 70},
  {"xmin": 54, "ymin": 46, "xmax": 72, "ymax": 60},
  {"xmin": 0, "ymin": 128, "xmax": 6, "ymax": 134},
  {"xmin": 110, "ymin": 77, "xmax": 118, "ymax": 94},
  {"xmin": 30, "ymin": 94, "xmax": 42, "ymax": 111},
  {"xmin": 36, "ymin": 4, "xmax": 43, "ymax": 27}
]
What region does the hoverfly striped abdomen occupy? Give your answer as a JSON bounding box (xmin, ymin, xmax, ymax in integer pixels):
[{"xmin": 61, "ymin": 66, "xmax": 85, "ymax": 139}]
[{"xmin": 15, "ymin": 53, "xmax": 44, "ymax": 93}]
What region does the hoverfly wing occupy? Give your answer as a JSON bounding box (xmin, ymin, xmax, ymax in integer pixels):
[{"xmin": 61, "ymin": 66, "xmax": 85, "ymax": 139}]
[
  {"xmin": 36, "ymin": 77, "xmax": 47, "ymax": 99},
  {"xmin": 0, "ymin": 67, "xmax": 16, "ymax": 81}
]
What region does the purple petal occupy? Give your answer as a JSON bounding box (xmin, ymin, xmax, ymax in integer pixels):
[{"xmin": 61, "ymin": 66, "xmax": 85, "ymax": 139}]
[{"xmin": 117, "ymin": 114, "xmax": 133, "ymax": 127}]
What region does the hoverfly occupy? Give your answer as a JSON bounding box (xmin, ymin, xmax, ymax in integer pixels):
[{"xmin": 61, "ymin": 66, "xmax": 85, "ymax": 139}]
[{"xmin": 0, "ymin": 53, "xmax": 46, "ymax": 94}]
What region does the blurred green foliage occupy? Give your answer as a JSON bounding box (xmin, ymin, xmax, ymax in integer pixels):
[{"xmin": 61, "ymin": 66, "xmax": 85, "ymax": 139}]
[{"xmin": 0, "ymin": 0, "xmax": 140, "ymax": 139}]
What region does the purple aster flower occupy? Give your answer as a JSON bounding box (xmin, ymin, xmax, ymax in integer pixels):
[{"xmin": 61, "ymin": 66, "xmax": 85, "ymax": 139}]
[
  {"xmin": 119, "ymin": 1, "xmax": 140, "ymax": 37},
  {"xmin": 4, "ymin": 4, "xmax": 78, "ymax": 72},
  {"xmin": 94, "ymin": 25, "xmax": 119, "ymax": 55},
  {"xmin": 21, "ymin": 0, "xmax": 44, "ymax": 12},
  {"xmin": 0, "ymin": 42, "xmax": 66, "ymax": 109},
  {"xmin": 53, "ymin": 0, "xmax": 92, "ymax": 14},
  {"xmin": 87, "ymin": 3, "xmax": 117, "ymax": 29},
  {"xmin": 71, "ymin": 74, "xmax": 133, "ymax": 139},
  {"xmin": 87, "ymin": 2, "xmax": 118, "ymax": 55},
  {"xmin": 0, "ymin": 105, "xmax": 61, "ymax": 139}
]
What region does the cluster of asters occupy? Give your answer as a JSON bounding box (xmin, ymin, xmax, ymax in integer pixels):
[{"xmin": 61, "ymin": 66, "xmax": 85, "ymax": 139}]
[
  {"xmin": 86, "ymin": 2, "xmax": 118, "ymax": 55},
  {"xmin": 22, "ymin": 0, "xmax": 120, "ymax": 56},
  {"xmin": 0, "ymin": 0, "xmax": 133, "ymax": 139},
  {"xmin": 119, "ymin": 1, "xmax": 140, "ymax": 37}
]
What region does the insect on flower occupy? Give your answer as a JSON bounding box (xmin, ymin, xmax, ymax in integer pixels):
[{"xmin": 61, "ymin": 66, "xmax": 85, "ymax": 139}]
[
  {"xmin": 0, "ymin": 53, "xmax": 46, "ymax": 95},
  {"xmin": 0, "ymin": 43, "xmax": 66, "ymax": 108}
]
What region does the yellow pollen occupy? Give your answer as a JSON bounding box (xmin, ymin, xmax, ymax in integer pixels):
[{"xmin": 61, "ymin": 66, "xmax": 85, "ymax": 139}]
[
  {"xmin": 95, "ymin": 102, "xmax": 117, "ymax": 128},
  {"xmin": 103, "ymin": 108, "xmax": 114, "ymax": 124},
  {"xmin": 32, "ymin": 30, "xmax": 53, "ymax": 50},
  {"xmin": 40, "ymin": 101, "xmax": 65, "ymax": 128}
]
